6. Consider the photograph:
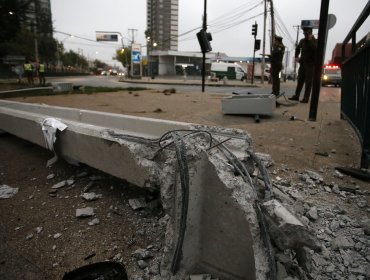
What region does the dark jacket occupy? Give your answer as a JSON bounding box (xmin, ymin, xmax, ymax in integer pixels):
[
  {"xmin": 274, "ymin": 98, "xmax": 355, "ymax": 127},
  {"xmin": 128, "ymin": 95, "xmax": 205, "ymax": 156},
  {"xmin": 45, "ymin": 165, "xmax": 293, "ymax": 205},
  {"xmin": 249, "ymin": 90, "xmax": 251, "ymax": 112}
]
[
  {"xmin": 295, "ymin": 37, "xmax": 317, "ymax": 64},
  {"xmin": 271, "ymin": 41, "xmax": 285, "ymax": 68}
]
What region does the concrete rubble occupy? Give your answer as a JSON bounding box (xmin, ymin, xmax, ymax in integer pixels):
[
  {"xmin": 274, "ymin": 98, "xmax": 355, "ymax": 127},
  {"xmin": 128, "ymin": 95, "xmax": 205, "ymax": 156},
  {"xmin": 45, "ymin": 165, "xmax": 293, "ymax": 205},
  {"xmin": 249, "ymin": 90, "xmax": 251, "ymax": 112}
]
[
  {"xmin": 0, "ymin": 184, "xmax": 19, "ymax": 198},
  {"xmin": 0, "ymin": 100, "xmax": 369, "ymax": 280}
]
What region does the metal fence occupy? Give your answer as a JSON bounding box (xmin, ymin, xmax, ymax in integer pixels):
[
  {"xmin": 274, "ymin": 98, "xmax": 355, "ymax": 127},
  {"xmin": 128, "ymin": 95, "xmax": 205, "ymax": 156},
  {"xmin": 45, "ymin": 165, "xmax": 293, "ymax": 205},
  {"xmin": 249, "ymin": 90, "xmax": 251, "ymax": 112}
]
[{"xmin": 341, "ymin": 2, "xmax": 370, "ymax": 168}]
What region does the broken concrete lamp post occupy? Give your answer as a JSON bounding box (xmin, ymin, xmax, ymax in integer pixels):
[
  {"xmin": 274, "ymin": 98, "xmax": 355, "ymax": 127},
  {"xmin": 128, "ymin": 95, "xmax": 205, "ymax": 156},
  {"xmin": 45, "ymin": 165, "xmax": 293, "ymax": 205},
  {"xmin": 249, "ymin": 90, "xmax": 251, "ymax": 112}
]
[{"xmin": 0, "ymin": 100, "xmax": 321, "ymax": 279}]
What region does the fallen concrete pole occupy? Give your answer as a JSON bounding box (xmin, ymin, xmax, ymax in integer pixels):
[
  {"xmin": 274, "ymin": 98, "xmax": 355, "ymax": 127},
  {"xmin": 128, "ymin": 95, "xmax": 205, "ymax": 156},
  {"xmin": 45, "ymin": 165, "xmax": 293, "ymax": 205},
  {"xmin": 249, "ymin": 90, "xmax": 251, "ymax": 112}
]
[{"xmin": 0, "ymin": 100, "xmax": 274, "ymax": 279}]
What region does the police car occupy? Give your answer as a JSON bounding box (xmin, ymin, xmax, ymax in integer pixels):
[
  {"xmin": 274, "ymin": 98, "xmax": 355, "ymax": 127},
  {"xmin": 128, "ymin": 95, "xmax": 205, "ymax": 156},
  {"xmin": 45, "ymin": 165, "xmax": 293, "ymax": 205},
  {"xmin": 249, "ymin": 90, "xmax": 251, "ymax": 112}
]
[{"xmin": 321, "ymin": 64, "xmax": 342, "ymax": 87}]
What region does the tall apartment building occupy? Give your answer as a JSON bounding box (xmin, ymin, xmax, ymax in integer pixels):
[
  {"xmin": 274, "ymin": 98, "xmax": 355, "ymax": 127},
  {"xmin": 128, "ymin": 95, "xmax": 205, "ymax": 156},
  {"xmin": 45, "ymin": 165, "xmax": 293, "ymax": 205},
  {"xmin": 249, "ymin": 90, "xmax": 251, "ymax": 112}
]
[
  {"xmin": 25, "ymin": 0, "xmax": 53, "ymax": 35},
  {"xmin": 147, "ymin": 0, "xmax": 179, "ymax": 51}
]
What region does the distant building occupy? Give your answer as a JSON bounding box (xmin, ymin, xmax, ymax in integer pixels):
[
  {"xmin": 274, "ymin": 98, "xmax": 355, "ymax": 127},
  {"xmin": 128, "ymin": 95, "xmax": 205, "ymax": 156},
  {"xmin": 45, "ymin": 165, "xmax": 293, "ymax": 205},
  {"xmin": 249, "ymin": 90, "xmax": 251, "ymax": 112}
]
[
  {"xmin": 17, "ymin": 0, "xmax": 53, "ymax": 36},
  {"xmin": 147, "ymin": 0, "xmax": 179, "ymax": 51}
]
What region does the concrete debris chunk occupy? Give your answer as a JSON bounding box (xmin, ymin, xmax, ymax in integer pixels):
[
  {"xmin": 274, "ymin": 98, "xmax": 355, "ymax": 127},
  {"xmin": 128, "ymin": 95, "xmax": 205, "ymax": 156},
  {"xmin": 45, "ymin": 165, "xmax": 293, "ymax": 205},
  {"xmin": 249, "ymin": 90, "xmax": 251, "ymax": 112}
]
[
  {"xmin": 76, "ymin": 207, "xmax": 95, "ymax": 218},
  {"xmin": 51, "ymin": 180, "xmax": 67, "ymax": 189},
  {"xmin": 331, "ymin": 235, "xmax": 355, "ymax": 250},
  {"xmin": 88, "ymin": 218, "xmax": 100, "ymax": 226},
  {"xmin": 305, "ymin": 170, "xmax": 324, "ymax": 182},
  {"xmin": 128, "ymin": 198, "xmax": 147, "ymax": 210},
  {"xmin": 53, "ymin": 233, "xmax": 62, "ymax": 239},
  {"xmin": 254, "ymin": 152, "xmax": 274, "ymax": 167},
  {"xmin": 46, "ymin": 173, "xmax": 55, "ymax": 180},
  {"xmin": 80, "ymin": 192, "xmax": 102, "ymax": 201},
  {"xmin": 189, "ymin": 275, "xmax": 212, "ymax": 280},
  {"xmin": 0, "ymin": 185, "xmax": 19, "ymax": 198},
  {"xmin": 26, "ymin": 233, "xmax": 34, "ymax": 240},
  {"xmin": 262, "ymin": 199, "xmax": 321, "ymax": 251},
  {"xmin": 132, "ymin": 248, "xmax": 153, "ymax": 260},
  {"xmin": 306, "ymin": 206, "xmax": 318, "ymax": 221},
  {"xmin": 360, "ymin": 218, "xmax": 370, "ymax": 235},
  {"xmin": 35, "ymin": 226, "xmax": 43, "ymax": 234},
  {"xmin": 137, "ymin": 259, "xmax": 149, "ymax": 269},
  {"xmin": 334, "ymin": 170, "xmax": 344, "ymax": 179}
]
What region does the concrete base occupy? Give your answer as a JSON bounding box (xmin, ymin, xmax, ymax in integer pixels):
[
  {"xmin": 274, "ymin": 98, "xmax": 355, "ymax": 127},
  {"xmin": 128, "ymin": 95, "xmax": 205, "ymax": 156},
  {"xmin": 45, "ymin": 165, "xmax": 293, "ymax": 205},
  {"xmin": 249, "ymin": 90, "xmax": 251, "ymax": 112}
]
[
  {"xmin": 222, "ymin": 94, "xmax": 276, "ymax": 115},
  {"xmin": 0, "ymin": 100, "xmax": 270, "ymax": 279}
]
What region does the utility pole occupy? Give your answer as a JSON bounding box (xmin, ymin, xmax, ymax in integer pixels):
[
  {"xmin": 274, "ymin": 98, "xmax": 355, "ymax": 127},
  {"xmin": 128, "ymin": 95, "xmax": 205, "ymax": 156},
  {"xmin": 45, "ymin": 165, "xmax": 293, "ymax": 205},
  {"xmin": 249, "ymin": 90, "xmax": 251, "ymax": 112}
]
[
  {"xmin": 261, "ymin": 0, "xmax": 267, "ymax": 84},
  {"xmin": 201, "ymin": 0, "xmax": 207, "ymax": 92},
  {"xmin": 293, "ymin": 25, "xmax": 300, "ymax": 81}
]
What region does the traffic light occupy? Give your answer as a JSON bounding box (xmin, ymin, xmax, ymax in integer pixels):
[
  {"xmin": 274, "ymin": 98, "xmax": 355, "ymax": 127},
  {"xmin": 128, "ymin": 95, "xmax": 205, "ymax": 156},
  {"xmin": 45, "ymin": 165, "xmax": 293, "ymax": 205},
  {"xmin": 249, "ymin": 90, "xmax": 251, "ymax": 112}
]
[
  {"xmin": 254, "ymin": 39, "xmax": 261, "ymax": 51},
  {"xmin": 197, "ymin": 29, "xmax": 213, "ymax": 53},
  {"xmin": 252, "ymin": 23, "xmax": 258, "ymax": 37}
]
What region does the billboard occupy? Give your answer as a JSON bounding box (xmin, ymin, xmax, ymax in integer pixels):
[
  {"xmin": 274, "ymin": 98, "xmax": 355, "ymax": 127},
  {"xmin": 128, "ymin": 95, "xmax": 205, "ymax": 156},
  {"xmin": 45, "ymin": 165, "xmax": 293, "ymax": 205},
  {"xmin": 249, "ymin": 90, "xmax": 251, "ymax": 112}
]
[
  {"xmin": 131, "ymin": 44, "xmax": 141, "ymax": 64},
  {"xmin": 96, "ymin": 33, "xmax": 118, "ymax": 42}
]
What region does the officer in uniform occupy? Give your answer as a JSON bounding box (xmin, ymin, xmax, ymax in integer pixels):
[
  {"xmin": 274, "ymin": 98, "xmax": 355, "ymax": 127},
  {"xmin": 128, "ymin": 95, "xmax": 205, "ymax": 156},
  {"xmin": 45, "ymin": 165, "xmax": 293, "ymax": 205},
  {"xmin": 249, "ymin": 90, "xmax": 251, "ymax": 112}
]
[
  {"xmin": 38, "ymin": 62, "xmax": 46, "ymax": 86},
  {"xmin": 289, "ymin": 27, "xmax": 317, "ymax": 103},
  {"xmin": 23, "ymin": 60, "xmax": 34, "ymax": 85},
  {"xmin": 270, "ymin": 35, "xmax": 285, "ymax": 97}
]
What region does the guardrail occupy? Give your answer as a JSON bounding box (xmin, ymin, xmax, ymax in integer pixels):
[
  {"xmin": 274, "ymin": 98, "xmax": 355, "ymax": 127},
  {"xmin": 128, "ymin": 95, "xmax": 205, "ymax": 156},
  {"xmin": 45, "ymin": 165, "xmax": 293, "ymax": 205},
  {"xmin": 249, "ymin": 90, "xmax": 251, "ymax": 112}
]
[{"xmin": 341, "ymin": 2, "xmax": 370, "ymax": 169}]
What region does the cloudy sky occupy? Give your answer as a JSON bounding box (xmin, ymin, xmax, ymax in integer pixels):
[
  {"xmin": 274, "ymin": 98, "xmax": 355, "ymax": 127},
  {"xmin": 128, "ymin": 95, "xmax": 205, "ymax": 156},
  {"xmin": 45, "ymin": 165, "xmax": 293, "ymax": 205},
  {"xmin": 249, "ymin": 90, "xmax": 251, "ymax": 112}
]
[{"xmin": 51, "ymin": 0, "xmax": 370, "ymax": 68}]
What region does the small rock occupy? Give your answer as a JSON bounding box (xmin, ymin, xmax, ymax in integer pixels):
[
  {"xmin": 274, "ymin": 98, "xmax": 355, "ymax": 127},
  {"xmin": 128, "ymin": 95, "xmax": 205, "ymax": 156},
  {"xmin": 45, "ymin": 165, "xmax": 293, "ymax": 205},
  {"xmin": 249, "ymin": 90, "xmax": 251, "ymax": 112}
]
[
  {"xmin": 51, "ymin": 180, "xmax": 67, "ymax": 189},
  {"xmin": 132, "ymin": 248, "xmax": 153, "ymax": 260},
  {"xmin": 0, "ymin": 185, "xmax": 19, "ymax": 198},
  {"xmin": 331, "ymin": 235, "xmax": 355, "ymax": 250},
  {"xmin": 330, "ymin": 220, "xmax": 340, "ymax": 232},
  {"xmin": 46, "ymin": 174, "xmax": 55, "ymax": 180},
  {"xmin": 306, "ymin": 170, "xmax": 324, "ymax": 182},
  {"xmin": 76, "ymin": 207, "xmax": 94, "ymax": 218},
  {"xmin": 88, "ymin": 218, "xmax": 100, "ymax": 226},
  {"xmin": 332, "ymin": 185, "xmax": 340, "ymax": 194},
  {"xmin": 334, "ymin": 170, "xmax": 344, "ymax": 179},
  {"xmin": 137, "ymin": 259, "xmax": 149, "ymax": 269},
  {"xmin": 52, "ymin": 245, "xmax": 56, "ymax": 251},
  {"xmin": 128, "ymin": 198, "xmax": 147, "ymax": 210},
  {"xmin": 26, "ymin": 233, "xmax": 34, "ymax": 240},
  {"xmin": 53, "ymin": 233, "xmax": 62, "ymax": 239},
  {"xmin": 80, "ymin": 192, "xmax": 102, "ymax": 201},
  {"xmin": 307, "ymin": 206, "xmax": 318, "ymax": 220},
  {"xmin": 35, "ymin": 227, "xmax": 43, "ymax": 234}
]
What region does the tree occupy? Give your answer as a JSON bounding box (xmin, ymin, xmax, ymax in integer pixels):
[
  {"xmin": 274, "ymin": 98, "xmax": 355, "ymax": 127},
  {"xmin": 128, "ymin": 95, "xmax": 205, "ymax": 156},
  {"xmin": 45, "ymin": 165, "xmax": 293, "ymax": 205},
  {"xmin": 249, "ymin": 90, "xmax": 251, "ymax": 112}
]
[
  {"xmin": 62, "ymin": 50, "xmax": 88, "ymax": 69},
  {"xmin": 115, "ymin": 47, "xmax": 131, "ymax": 69}
]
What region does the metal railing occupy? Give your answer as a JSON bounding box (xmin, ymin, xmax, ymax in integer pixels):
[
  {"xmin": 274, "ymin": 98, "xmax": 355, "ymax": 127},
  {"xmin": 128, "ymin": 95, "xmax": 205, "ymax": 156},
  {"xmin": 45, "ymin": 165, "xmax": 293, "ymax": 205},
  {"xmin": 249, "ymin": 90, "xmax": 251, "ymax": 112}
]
[{"xmin": 341, "ymin": 2, "xmax": 370, "ymax": 168}]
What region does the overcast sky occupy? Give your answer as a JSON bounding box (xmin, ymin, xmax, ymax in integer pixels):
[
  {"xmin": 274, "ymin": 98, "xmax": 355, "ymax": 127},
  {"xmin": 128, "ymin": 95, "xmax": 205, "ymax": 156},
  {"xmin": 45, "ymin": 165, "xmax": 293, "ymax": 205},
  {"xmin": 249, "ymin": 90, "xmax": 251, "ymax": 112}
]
[{"xmin": 51, "ymin": 0, "xmax": 370, "ymax": 68}]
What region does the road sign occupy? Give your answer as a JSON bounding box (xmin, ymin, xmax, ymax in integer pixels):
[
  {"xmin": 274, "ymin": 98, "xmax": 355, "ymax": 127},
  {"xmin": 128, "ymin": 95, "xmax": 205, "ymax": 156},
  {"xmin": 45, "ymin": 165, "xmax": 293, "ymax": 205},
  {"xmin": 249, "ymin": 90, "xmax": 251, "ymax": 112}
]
[
  {"xmin": 301, "ymin": 20, "xmax": 319, "ymax": 29},
  {"xmin": 96, "ymin": 33, "xmax": 118, "ymax": 42}
]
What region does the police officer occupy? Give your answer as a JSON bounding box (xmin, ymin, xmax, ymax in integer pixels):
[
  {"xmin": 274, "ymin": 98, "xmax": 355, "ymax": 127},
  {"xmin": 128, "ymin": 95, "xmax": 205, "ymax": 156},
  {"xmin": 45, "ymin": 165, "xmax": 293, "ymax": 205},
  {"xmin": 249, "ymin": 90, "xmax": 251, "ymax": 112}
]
[
  {"xmin": 38, "ymin": 62, "xmax": 46, "ymax": 86},
  {"xmin": 271, "ymin": 35, "xmax": 285, "ymax": 97},
  {"xmin": 24, "ymin": 60, "xmax": 34, "ymax": 85},
  {"xmin": 289, "ymin": 27, "xmax": 317, "ymax": 103}
]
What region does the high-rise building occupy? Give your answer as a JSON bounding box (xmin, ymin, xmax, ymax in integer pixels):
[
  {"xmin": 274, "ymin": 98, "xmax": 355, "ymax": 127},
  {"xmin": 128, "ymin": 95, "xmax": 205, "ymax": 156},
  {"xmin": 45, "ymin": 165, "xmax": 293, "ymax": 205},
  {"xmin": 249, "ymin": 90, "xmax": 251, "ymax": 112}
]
[
  {"xmin": 147, "ymin": 0, "xmax": 178, "ymax": 51},
  {"xmin": 22, "ymin": 0, "xmax": 53, "ymax": 36}
]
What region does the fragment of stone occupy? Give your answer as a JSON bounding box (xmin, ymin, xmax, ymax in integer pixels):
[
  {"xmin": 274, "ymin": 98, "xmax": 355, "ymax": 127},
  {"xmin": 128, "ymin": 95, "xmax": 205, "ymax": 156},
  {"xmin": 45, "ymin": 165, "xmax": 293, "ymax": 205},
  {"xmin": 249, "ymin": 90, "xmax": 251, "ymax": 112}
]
[
  {"xmin": 51, "ymin": 180, "xmax": 67, "ymax": 189},
  {"xmin": 359, "ymin": 218, "xmax": 370, "ymax": 235},
  {"xmin": 262, "ymin": 199, "xmax": 321, "ymax": 251},
  {"xmin": 129, "ymin": 198, "xmax": 147, "ymax": 210},
  {"xmin": 306, "ymin": 206, "xmax": 318, "ymax": 221},
  {"xmin": 138, "ymin": 260, "xmax": 149, "ymax": 269},
  {"xmin": 254, "ymin": 152, "xmax": 274, "ymax": 167},
  {"xmin": 88, "ymin": 218, "xmax": 100, "ymax": 226},
  {"xmin": 331, "ymin": 235, "xmax": 355, "ymax": 250},
  {"xmin": 80, "ymin": 192, "xmax": 102, "ymax": 201},
  {"xmin": 0, "ymin": 185, "xmax": 19, "ymax": 198},
  {"xmin": 305, "ymin": 170, "xmax": 324, "ymax": 182},
  {"xmin": 189, "ymin": 275, "xmax": 212, "ymax": 280},
  {"xmin": 76, "ymin": 207, "xmax": 95, "ymax": 218},
  {"xmin": 132, "ymin": 248, "xmax": 153, "ymax": 260},
  {"xmin": 53, "ymin": 233, "xmax": 62, "ymax": 239},
  {"xmin": 46, "ymin": 173, "xmax": 55, "ymax": 180}
]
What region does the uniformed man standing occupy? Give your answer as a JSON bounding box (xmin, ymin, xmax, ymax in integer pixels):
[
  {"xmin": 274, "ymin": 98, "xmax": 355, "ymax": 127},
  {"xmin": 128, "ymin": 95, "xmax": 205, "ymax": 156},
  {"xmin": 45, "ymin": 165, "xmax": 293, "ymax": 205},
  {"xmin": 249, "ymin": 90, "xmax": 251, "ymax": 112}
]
[
  {"xmin": 23, "ymin": 60, "xmax": 34, "ymax": 85},
  {"xmin": 271, "ymin": 35, "xmax": 285, "ymax": 97},
  {"xmin": 38, "ymin": 62, "xmax": 46, "ymax": 86},
  {"xmin": 289, "ymin": 27, "xmax": 317, "ymax": 103}
]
